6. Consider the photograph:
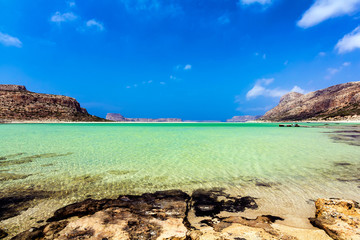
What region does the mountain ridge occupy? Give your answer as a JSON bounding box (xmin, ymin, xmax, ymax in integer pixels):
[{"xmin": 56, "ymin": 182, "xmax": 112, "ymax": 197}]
[{"xmin": 261, "ymin": 82, "xmax": 360, "ymax": 121}]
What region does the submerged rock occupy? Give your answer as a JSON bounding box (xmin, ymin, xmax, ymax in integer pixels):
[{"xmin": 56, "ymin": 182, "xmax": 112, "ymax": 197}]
[
  {"xmin": 191, "ymin": 189, "xmax": 258, "ymax": 217},
  {"xmin": 0, "ymin": 228, "xmax": 8, "ymax": 239},
  {"xmin": 309, "ymin": 198, "xmax": 360, "ymax": 240},
  {"xmin": 0, "ymin": 190, "xmax": 55, "ymax": 221}
]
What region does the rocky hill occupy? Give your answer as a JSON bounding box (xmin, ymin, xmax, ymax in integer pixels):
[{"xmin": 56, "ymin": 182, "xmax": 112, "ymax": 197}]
[
  {"xmin": 262, "ymin": 82, "xmax": 360, "ymax": 121},
  {"xmin": 0, "ymin": 84, "xmax": 105, "ymax": 122},
  {"xmin": 106, "ymin": 113, "xmax": 182, "ymax": 122}
]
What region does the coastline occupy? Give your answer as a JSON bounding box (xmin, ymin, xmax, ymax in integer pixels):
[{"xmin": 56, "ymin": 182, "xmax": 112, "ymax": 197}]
[{"xmin": 2, "ymin": 120, "xmax": 360, "ymax": 124}]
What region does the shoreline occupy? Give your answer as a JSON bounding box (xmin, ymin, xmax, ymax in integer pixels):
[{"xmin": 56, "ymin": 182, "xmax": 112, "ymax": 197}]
[
  {"xmin": 2, "ymin": 120, "xmax": 360, "ymax": 124},
  {"xmin": 1, "ymin": 188, "xmax": 340, "ymax": 240}
]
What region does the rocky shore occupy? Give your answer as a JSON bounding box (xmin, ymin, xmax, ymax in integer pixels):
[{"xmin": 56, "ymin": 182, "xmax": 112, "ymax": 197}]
[{"xmin": 1, "ymin": 189, "xmax": 358, "ymax": 240}]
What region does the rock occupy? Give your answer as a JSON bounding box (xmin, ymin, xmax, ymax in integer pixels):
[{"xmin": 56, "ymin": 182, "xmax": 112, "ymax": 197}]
[
  {"xmin": 12, "ymin": 189, "xmax": 303, "ymax": 240},
  {"xmin": 262, "ymin": 82, "xmax": 360, "ymax": 121},
  {"xmin": 189, "ymin": 215, "xmax": 297, "ymax": 240},
  {"xmin": 0, "ymin": 84, "xmax": 105, "ymax": 122},
  {"xmin": 0, "ymin": 84, "xmax": 27, "ymax": 92},
  {"xmin": 13, "ymin": 190, "xmax": 189, "ymax": 240},
  {"xmin": 309, "ymin": 198, "xmax": 360, "ymax": 240},
  {"xmin": 0, "ymin": 190, "xmax": 55, "ymax": 221},
  {"xmin": 191, "ymin": 189, "xmax": 258, "ymax": 217},
  {"xmin": 226, "ymin": 115, "xmax": 262, "ymax": 122},
  {"xmin": 106, "ymin": 113, "xmax": 182, "ymax": 122},
  {"xmin": 11, "ymin": 226, "xmax": 45, "ymax": 240},
  {"xmin": 0, "ymin": 228, "xmax": 8, "ymax": 239}
]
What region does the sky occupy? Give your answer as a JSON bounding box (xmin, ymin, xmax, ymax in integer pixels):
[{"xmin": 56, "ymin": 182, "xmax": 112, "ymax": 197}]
[{"xmin": 1, "ymin": 0, "xmax": 360, "ymax": 121}]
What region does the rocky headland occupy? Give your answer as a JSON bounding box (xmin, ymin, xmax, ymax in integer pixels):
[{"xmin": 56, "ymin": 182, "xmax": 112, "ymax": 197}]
[
  {"xmin": 261, "ymin": 82, "xmax": 360, "ymax": 122},
  {"xmin": 0, "ymin": 85, "xmax": 105, "ymax": 122},
  {"xmin": 106, "ymin": 113, "xmax": 182, "ymax": 122}
]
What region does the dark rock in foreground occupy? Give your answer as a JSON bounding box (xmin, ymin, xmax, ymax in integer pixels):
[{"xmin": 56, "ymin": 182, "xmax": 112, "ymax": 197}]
[
  {"xmin": 191, "ymin": 189, "xmax": 258, "ymax": 217},
  {"xmin": 10, "ymin": 189, "xmax": 304, "ymax": 240},
  {"xmin": 0, "ymin": 228, "xmax": 8, "ymax": 239}
]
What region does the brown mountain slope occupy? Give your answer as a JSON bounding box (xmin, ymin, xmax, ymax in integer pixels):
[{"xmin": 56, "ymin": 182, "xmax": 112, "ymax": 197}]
[
  {"xmin": 0, "ymin": 84, "xmax": 105, "ymax": 122},
  {"xmin": 261, "ymin": 82, "xmax": 360, "ymax": 121}
]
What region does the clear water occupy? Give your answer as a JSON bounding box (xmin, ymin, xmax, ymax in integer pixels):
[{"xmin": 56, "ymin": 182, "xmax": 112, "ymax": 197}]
[{"xmin": 1, "ymin": 123, "xmax": 360, "ymax": 228}]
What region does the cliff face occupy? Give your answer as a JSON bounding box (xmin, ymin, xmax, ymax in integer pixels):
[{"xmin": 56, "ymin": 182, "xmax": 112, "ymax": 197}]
[
  {"xmin": 106, "ymin": 113, "xmax": 182, "ymax": 122},
  {"xmin": 0, "ymin": 85, "xmax": 105, "ymax": 122},
  {"xmin": 262, "ymin": 82, "xmax": 360, "ymax": 121}
]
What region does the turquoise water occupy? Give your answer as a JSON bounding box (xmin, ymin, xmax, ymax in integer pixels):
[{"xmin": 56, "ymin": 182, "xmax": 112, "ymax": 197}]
[{"xmin": 1, "ymin": 123, "xmax": 360, "ymax": 228}]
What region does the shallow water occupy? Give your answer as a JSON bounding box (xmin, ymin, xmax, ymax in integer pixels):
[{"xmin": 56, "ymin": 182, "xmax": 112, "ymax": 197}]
[{"xmin": 1, "ymin": 123, "xmax": 360, "ymax": 231}]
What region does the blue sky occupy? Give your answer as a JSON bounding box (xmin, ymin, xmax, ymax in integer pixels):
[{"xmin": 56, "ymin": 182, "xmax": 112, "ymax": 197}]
[{"xmin": 1, "ymin": 0, "xmax": 360, "ymax": 120}]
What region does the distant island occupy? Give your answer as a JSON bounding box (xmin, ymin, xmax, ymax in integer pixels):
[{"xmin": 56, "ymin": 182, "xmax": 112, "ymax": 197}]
[
  {"xmin": 106, "ymin": 113, "xmax": 182, "ymax": 122},
  {"xmin": 0, "ymin": 84, "xmax": 105, "ymax": 122},
  {"xmin": 261, "ymin": 81, "xmax": 360, "ymax": 122},
  {"xmin": 226, "ymin": 115, "xmax": 262, "ymax": 122}
]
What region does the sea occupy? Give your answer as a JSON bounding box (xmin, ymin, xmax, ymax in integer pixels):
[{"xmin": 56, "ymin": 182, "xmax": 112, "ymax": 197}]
[{"xmin": 1, "ymin": 122, "xmax": 360, "ymax": 231}]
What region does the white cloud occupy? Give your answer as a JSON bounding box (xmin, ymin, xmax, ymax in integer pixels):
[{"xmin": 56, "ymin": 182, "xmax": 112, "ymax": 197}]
[
  {"xmin": 240, "ymin": 0, "xmax": 272, "ymax": 5},
  {"xmin": 184, "ymin": 64, "xmax": 192, "ymax": 70},
  {"xmin": 290, "ymin": 86, "xmax": 306, "ymax": 94},
  {"xmin": 170, "ymin": 75, "xmax": 177, "ymax": 80},
  {"xmin": 86, "ymin": 19, "xmax": 105, "ymax": 31},
  {"xmin": 126, "ymin": 79, "xmax": 155, "ymax": 88},
  {"xmin": 160, "ymin": 82, "xmax": 166, "ymax": 85},
  {"xmin": 335, "ymin": 26, "xmax": 360, "ymax": 53},
  {"xmin": 218, "ymin": 15, "xmax": 230, "ymax": 24},
  {"xmin": 327, "ymin": 67, "xmax": 340, "ymax": 75},
  {"xmin": 298, "ymin": 0, "xmax": 360, "ymax": 28},
  {"xmin": 318, "ymin": 51, "xmax": 327, "ymax": 56},
  {"xmin": 0, "ymin": 32, "xmax": 22, "ymax": 48},
  {"xmin": 246, "ymin": 78, "xmax": 306, "ymax": 100},
  {"xmin": 325, "ymin": 62, "xmax": 351, "ymax": 79},
  {"xmin": 254, "ymin": 52, "xmax": 267, "ymax": 60},
  {"xmin": 51, "ymin": 11, "xmax": 78, "ymax": 23},
  {"xmin": 119, "ymin": 0, "xmax": 182, "ymax": 16},
  {"xmin": 68, "ymin": 1, "xmax": 76, "ymax": 7},
  {"xmin": 174, "ymin": 64, "xmax": 192, "ymax": 71}
]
